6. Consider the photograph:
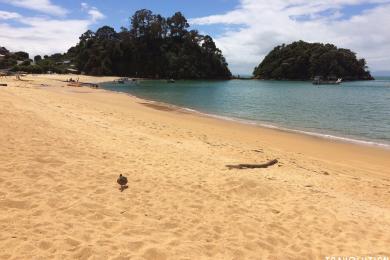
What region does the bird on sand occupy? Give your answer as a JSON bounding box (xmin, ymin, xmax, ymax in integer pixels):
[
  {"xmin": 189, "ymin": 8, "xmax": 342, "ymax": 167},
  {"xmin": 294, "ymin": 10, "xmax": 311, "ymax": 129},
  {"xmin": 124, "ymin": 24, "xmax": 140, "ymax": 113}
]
[{"xmin": 117, "ymin": 174, "xmax": 128, "ymax": 192}]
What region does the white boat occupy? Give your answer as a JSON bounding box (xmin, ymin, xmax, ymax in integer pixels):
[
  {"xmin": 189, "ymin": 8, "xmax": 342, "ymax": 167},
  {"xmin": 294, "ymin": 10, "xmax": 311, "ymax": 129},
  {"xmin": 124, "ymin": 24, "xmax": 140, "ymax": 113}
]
[{"xmin": 313, "ymin": 76, "xmax": 342, "ymax": 85}]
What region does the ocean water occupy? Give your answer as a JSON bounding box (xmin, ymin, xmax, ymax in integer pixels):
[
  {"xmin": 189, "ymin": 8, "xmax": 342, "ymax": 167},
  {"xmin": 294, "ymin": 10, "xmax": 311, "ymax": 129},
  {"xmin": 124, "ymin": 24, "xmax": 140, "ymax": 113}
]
[{"xmin": 101, "ymin": 78, "xmax": 390, "ymax": 147}]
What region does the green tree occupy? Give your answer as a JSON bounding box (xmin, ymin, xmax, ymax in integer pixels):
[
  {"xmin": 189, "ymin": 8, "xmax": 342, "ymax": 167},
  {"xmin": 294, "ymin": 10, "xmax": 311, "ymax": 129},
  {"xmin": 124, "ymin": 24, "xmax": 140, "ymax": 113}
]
[
  {"xmin": 13, "ymin": 51, "xmax": 29, "ymax": 60},
  {"xmin": 167, "ymin": 12, "xmax": 189, "ymax": 38},
  {"xmin": 34, "ymin": 55, "xmax": 42, "ymax": 63}
]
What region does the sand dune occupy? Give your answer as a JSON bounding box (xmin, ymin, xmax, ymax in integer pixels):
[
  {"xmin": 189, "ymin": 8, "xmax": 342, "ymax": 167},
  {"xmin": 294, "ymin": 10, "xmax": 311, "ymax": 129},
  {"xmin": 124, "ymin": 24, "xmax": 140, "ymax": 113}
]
[{"xmin": 0, "ymin": 75, "xmax": 389, "ymax": 259}]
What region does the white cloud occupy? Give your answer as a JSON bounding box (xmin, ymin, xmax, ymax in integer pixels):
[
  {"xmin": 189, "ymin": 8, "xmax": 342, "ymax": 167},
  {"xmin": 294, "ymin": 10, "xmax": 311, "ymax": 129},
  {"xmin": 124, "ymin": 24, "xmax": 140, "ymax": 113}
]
[
  {"xmin": 190, "ymin": 0, "xmax": 390, "ymax": 74},
  {"xmin": 2, "ymin": 0, "xmax": 68, "ymax": 16},
  {"xmin": 88, "ymin": 8, "xmax": 104, "ymax": 22},
  {"xmin": 81, "ymin": 2, "xmax": 88, "ymax": 10},
  {"xmin": 80, "ymin": 2, "xmax": 105, "ymax": 22},
  {"xmin": 0, "ymin": 17, "xmax": 90, "ymax": 56},
  {"xmin": 0, "ymin": 2, "xmax": 105, "ymax": 56},
  {"xmin": 0, "ymin": 10, "xmax": 21, "ymax": 19}
]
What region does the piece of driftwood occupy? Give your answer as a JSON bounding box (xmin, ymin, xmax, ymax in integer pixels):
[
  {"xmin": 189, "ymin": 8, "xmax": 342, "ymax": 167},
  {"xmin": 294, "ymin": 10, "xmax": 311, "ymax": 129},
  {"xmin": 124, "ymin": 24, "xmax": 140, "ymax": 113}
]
[{"xmin": 226, "ymin": 159, "xmax": 278, "ymax": 170}]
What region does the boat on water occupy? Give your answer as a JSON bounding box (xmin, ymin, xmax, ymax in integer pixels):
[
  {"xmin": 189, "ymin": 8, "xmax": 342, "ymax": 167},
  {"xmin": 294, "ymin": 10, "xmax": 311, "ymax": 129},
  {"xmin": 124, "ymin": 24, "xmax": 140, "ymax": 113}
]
[
  {"xmin": 167, "ymin": 79, "xmax": 175, "ymax": 83},
  {"xmin": 313, "ymin": 76, "xmax": 342, "ymax": 85},
  {"xmin": 115, "ymin": 77, "xmax": 130, "ymax": 84}
]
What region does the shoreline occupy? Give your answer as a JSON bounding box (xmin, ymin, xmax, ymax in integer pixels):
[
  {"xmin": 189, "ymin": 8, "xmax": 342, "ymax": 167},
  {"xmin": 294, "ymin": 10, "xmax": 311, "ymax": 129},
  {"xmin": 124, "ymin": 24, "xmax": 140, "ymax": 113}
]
[
  {"xmin": 95, "ymin": 81, "xmax": 390, "ymax": 179},
  {"xmin": 140, "ymin": 98, "xmax": 390, "ymax": 150},
  {"xmin": 100, "ymin": 81, "xmax": 390, "ymax": 150}
]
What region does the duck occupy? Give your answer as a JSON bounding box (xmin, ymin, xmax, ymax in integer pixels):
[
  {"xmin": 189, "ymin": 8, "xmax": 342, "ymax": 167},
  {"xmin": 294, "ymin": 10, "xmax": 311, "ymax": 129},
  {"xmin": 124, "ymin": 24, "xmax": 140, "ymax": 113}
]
[{"xmin": 117, "ymin": 174, "xmax": 128, "ymax": 192}]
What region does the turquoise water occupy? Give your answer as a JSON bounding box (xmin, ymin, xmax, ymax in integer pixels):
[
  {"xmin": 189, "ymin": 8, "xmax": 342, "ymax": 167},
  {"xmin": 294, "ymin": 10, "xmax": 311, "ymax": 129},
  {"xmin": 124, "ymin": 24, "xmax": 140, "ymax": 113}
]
[{"xmin": 101, "ymin": 78, "xmax": 390, "ymax": 147}]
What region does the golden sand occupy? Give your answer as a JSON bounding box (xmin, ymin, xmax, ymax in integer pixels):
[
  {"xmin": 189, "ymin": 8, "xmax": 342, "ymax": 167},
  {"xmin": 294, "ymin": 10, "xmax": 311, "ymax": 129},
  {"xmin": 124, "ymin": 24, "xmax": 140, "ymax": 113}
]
[{"xmin": 0, "ymin": 74, "xmax": 389, "ymax": 259}]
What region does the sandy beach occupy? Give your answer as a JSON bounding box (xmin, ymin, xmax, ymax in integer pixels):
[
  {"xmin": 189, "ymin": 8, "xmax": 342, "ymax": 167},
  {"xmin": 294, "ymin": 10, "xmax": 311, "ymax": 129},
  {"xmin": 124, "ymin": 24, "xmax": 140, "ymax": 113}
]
[{"xmin": 0, "ymin": 74, "xmax": 389, "ymax": 259}]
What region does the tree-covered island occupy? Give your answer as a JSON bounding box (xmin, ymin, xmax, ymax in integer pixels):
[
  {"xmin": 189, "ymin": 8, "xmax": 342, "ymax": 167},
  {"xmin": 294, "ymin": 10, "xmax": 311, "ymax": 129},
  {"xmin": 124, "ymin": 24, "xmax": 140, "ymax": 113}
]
[{"xmin": 253, "ymin": 41, "xmax": 374, "ymax": 81}]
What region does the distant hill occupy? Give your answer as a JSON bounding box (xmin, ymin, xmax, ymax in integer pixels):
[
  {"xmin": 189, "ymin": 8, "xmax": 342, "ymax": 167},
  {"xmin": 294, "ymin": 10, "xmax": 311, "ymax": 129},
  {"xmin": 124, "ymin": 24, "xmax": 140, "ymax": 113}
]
[
  {"xmin": 0, "ymin": 46, "xmax": 73, "ymax": 74},
  {"xmin": 253, "ymin": 41, "xmax": 373, "ymax": 81}
]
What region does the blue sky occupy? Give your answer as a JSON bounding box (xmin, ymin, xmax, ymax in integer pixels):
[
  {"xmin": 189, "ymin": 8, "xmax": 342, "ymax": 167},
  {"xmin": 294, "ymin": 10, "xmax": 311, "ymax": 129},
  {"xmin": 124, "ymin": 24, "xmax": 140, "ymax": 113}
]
[
  {"xmin": 1, "ymin": 0, "xmax": 390, "ymax": 74},
  {"xmin": 0, "ymin": 0, "xmax": 240, "ymax": 38},
  {"xmin": 84, "ymin": 0, "xmax": 241, "ymax": 38},
  {"xmin": 89, "ymin": 0, "xmax": 239, "ymax": 29}
]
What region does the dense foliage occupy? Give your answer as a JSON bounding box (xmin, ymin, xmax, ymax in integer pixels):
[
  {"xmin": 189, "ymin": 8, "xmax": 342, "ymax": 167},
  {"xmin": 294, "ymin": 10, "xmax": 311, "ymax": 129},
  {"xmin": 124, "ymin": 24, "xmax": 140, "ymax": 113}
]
[
  {"xmin": 70, "ymin": 9, "xmax": 231, "ymax": 79},
  {"xmin": 0, "ymin": 46, "xmax": 75, "ymax": 74},
  {"xmin": 0, "ymin": 48, "xmax": 22, "ymax": 69},
  {"xmin": 253, "ymin": 41, "xmax": 373, "ymax": 80},
  {"xmin": 1, "ymin": 10, "xmax": 231, "ymax": 79}
]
